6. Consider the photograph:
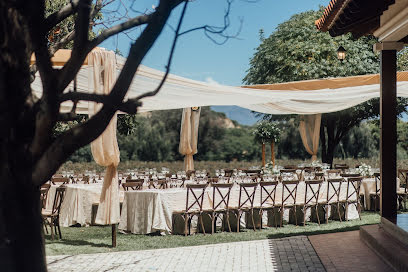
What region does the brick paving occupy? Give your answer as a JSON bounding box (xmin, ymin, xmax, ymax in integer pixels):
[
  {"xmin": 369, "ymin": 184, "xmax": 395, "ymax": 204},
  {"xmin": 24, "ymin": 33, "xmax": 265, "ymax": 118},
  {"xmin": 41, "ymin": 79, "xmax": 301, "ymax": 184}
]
[
  {"xmin": 47, "ymin": 236, "xmax": 325, "ymax": 272},
  {"xmin": 309, "ymin": 230, "xmax": 393, "ymax": 272}
]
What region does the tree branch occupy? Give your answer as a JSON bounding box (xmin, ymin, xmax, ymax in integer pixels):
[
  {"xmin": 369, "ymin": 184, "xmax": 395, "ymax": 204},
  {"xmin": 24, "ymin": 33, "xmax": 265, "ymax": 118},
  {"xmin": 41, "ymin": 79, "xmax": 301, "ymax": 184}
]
[
  {"xmin": 55, "ymin": 0, "xmax": 92, "ymax": 97},
  {"xmin": 32, "ymin": 0, "xmax": 185, "ymax": 185},
  {"xmin": 56, "ymin": 8, "xmax": 160, "ymax": 94},
  {"xmin": 57, "ymin": 112, "xmax": 79, "ymax": 121},
  {"xmin": 44, "ymin": 0, "xmax": 80, "ymax": 32},
  {"xmin": 177, "ymin": 0, "xmax": 241, "ymax": 45},
  {"xmin": 88, "ymin": 13, "xmax": 154, "ymax": 49},
  {"xmin": 28, "ymin": 2, "xmax": 61, "ymax": 159},
  {"xmin": 134, "ymin": 0, "xmax": 188, "ymax": 101},
  {"xmin": 60, "ymin": 92, "xmax": 142, "ymax": 114},
  {"xmin": 50, "ymin": 30, "xmax": 75, "ymax": 56}
]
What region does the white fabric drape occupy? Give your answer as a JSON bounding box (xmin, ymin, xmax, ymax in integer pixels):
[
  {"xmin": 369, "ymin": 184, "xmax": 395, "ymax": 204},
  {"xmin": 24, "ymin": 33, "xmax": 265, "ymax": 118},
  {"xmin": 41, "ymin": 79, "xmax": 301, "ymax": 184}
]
[
  {"xmin": 31, "ymin": 54, "xmax": 408, "ymax": 115},
  {"xmin": 299, "ymin": 114, "xmax": 321, "ymax": 161},
  {"xmin": 179, "ymin": 108, "xmax": 201, "ymax": 171},
  {"xmin": 88, "ymin": 49, "xmax": 120, "ymax": 225}
]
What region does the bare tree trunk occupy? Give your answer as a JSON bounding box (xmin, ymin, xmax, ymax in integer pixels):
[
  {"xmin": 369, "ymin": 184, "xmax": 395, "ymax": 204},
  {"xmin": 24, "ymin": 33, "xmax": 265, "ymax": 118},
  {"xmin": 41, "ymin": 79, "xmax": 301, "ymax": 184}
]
[
  {"xmin": 262, "ymin": 143, "xmax": 266, "ymax": 167},
  {"xmin": 0, "ymin": 5, "xmax": 46, "ymax": 270},
  {"xmin": 0, "ymin": 164, "xmax": 46, "ymax": 272}
]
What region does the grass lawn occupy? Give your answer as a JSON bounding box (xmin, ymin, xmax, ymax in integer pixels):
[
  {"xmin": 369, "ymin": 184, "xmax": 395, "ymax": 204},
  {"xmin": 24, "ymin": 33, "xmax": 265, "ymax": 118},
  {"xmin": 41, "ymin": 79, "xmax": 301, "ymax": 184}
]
[{"xmin": 45, "ymin": 211, "xmax": 380, "ymax": 256}]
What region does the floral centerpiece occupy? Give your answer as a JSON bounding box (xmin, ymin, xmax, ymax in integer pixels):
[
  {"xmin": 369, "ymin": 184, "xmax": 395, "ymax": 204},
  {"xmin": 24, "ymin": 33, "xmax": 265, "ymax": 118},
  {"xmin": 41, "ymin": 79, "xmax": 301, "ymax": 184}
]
[
  {"xmin": 311, "ymin": 160, "xmax": 323, "ymax": 168},
  {"xmin": 253, "ymin": 121, "xmax": 281, "ymax": 167},
  {"xmin": 357, "ymin": 163, "xmax": 373, "ymax": 177},
  {"xmin": 262, "ymin": 161, "xmax": 280, "ymax": 175}
]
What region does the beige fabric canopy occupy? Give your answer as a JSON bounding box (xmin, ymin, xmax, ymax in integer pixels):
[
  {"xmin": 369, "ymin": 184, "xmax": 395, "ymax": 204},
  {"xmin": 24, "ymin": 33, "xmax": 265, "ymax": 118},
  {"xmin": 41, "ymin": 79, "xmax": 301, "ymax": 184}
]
[
  {"xmin": 88, "ymin": 49, "xmax": 120, "ymax": 225},
  {"xmin": 299, "ymin": 114, "xmax": 321, "ymax": 161},
  {"xmin": 30, "ymin": 51, "xmax": 408, "ymax": 116},
  {"xmin": 179, "ymin": 107, "xmax": 201, "ymax": 171}
]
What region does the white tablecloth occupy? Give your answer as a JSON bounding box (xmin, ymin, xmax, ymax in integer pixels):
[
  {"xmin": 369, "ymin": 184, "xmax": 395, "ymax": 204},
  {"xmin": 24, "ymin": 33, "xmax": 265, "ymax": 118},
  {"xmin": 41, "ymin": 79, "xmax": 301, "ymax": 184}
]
[
  {"xmin": 59, "ymin": 184, "xmax": 103, "ymax": 227},
  {"xmin": 44, "ymin": 183, "xmax": 124, "ymax": 227},
  {"xmin": 360, "ymin": 178, "xmax": 400, "ymax": 209},
  {"xmin": 119, "ymin": 181, "xmax": 360, "ymax": 234}
]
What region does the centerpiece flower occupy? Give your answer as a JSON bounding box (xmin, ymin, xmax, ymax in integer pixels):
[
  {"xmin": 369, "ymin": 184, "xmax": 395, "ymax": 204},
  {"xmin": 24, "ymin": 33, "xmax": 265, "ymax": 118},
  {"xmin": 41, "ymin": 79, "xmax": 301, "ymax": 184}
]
[
  {"xmin": 357, "ymin": 163, "xmax": 373, "ymax": 177},
  {"xmin": 253, "ymin": 121, "xmax": 281, "ymax": 167}
]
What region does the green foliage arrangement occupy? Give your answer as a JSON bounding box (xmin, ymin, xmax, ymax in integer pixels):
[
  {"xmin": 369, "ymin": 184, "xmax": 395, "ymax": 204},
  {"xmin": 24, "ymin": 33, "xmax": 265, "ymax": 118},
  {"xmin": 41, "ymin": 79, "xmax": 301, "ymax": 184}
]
[{"xmin": 253, "ymin": 121, "xmax": 281, "ymax": 144}]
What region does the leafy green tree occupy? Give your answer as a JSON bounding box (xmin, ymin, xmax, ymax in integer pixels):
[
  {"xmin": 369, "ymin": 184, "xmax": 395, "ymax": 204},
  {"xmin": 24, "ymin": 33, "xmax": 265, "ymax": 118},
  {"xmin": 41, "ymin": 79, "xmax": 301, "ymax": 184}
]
[
  {"xmin": 244, "ymin": 8, "xmax": 408, "ymax": 166},
  {"xmin": 219, "ymin": 127, "xmax": 260, "ymax": 162}
]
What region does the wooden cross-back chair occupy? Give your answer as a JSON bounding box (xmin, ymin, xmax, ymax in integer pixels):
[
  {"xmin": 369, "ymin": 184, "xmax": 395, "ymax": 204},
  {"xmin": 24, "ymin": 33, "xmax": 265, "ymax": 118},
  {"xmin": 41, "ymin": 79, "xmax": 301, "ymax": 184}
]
[
  {"xmin": 323, "ymin": 178, "xmax": 343, "ymax": 223},
  {"xmin": 280, "ymin": 169, "xmax": 299, "ymax": 181},
  {"xmin": 42, "ymin": 186, "xmax": 66, "ymax": 240},
  {"xmin": 148, "ymin": 178, "xmax": 168, "ymax": 189},
  {"xmin": 301, "ymin": 179, "xmax": 323, "ymax": 226},
  {"xmin": 51, "ymin": 176, "xmax": 70, "ymax": 185},
  {"xmin": 122, "ymin": 180, "xmax": 144, "ymax": 191},
  {"xmin": 260, "ymin": 175, "xmax": 280, "ymax": 182},
  {"xmin": 341, "ymin": 173, "xmax": 360, "ymax": 178},
  {"xmin": 327, "ymin": 169, "xmax": 341, "ymax": 179},
  {"xmin": 173, "ymin": 183, "xmax": 208, "ymax": 236},
  {"xmin": 314, "ymin": 172, "xmax": 325, "ymax": 180},
  {"xmin": 340, "ymin": 177, "xmax": 363, "ymax": 221},
  {"xmin": 186, "ymin": 170, "xmax": 196, "ymax": 179},
  {"xmin": 223, "ymin": 169, "xmax": 234, "ymax": 177},
  {"xmin": 167, "ymin": 175, "xmax": 180, "ymax": 188},
  {"xmin": 208, "ymin": 177, "xmax": 219, "ymax": 184},
  {"xmin": 235, "ymin": 182, "xmax": 258, "ymax": 232},
  {"xmin": 333, "ymin": 164, "xmax": 349, "ymax": 172},
  {"xmin": 301, "ymin": 168, "xmax": 314, "ymax": 181},
  {"xmin": 40, "ymin": 183, "xmax": 51, "ymax": 210},
  {"xmin": 398, "ymin": 169, "xmax": 408, "ymax": 210},
  {"xmin": 302, "ymin": 168, "xmax": 323, "ymax": 181},
  {"xmin": 369, "ymin": 173, "xmax": 381, "ymax": 211},
  {"xmin": 258, "ymin": 181, "xmax": 278, "ymax": 229},
  {"xmin": 208, "ymin": 183, "xmax": 234, "ymax": 233},
  {"xmin": 278, "ymin": 180, "xmax": 300, "ymax": 226},
  {"xmin": 243, "ymin": 169, "xmax": 262, "ymax": 178}
]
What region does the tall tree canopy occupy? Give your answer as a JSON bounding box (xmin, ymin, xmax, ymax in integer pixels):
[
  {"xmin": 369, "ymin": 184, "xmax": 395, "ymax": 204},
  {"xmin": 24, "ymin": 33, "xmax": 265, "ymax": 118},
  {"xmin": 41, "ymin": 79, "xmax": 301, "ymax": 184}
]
[{"xmin": 244, "ymin": 8, "xmax": 408, "ymax": 165}]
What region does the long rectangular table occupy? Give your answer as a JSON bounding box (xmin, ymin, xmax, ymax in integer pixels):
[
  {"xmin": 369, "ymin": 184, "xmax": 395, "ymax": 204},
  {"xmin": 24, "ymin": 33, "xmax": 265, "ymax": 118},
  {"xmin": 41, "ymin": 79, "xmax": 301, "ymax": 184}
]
[{"xmin": 118, "ymin": 181, "xmax": 362, "ymax": 235}]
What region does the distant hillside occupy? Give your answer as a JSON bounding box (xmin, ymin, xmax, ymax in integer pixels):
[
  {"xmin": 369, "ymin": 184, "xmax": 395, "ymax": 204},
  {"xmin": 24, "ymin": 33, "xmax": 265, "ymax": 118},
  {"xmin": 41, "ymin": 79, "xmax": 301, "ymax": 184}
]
[{"xmin": 211, "ymin": 106, "xmax": 262, "ymax": 126}]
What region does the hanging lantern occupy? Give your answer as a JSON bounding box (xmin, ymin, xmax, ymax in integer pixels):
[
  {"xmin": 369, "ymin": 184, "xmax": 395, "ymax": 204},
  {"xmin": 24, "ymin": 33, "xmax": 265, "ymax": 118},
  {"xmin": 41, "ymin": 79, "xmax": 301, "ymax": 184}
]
[{"xmin": 337, "ymin": 46, "xmax": 346, "ymax": 61}]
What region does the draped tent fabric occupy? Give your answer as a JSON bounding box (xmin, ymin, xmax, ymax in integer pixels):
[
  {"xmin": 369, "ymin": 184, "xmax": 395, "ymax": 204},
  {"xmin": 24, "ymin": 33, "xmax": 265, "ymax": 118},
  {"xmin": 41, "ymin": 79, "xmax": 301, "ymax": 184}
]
[
  {"xmin": 88, "ymin": 49, "xmax": 121, "ymax": 225},
  {"xmin": 298, "ymin": 114, "xmax": 321, "ymax": 161},
  {"xmin": 179, "ymin": 108, "xmax": 201, "ymax": 171},
  {"xmin": 30, "ymin": 52, "xmax": 408, "ymax": 116}
]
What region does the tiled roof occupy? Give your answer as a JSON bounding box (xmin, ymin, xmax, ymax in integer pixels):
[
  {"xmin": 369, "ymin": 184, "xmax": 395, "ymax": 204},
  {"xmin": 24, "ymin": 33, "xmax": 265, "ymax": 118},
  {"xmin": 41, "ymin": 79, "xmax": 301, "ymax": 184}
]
[{"xmin": 315, "ymin": 0, "xmax": 349, "ymax": 31}]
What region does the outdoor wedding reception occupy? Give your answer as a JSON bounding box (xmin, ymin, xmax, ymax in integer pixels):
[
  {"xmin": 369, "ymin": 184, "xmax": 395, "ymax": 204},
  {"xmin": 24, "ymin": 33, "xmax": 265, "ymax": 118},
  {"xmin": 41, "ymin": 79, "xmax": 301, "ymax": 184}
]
[{"xmin": 2, "ymin": 0, "xmax": 408, "ymax": 272}]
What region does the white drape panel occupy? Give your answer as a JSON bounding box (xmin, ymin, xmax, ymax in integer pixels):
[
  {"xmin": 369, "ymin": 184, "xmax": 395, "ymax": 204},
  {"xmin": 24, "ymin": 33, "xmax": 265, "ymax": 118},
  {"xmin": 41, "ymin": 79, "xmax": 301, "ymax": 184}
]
[
  {"xmin": 299, "ymin": 114, "xmax": 321, "ymax": 161},
  {"xmin": 179, "ymin": 108, "xmax": 201, "ymax": 171},
  {"xmin": 88, "ymin": 49, "xmax": 120, "ymax": 225},
  {"xmin": 31, "ymin": 54, "xmax": 408, "ymax": 115}
]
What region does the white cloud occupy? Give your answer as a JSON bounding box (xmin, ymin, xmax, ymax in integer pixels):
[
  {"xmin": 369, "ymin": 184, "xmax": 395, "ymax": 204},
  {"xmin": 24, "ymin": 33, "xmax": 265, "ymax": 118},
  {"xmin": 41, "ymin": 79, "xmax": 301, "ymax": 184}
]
[{"xmin": 205, "ymin": 77, "xmax": 220, "ymax": 86}]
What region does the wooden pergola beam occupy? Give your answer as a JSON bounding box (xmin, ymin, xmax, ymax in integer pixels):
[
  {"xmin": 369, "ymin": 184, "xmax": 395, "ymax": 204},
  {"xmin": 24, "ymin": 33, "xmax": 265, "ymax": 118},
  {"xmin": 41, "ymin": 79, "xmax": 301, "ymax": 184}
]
[
  {"xmin": 30, "ymin": 49, "xmax": 88, "ymax": 66},
  {"xmin": 375, "ymin": 41, "xmax": 404, "ymax": 223}
]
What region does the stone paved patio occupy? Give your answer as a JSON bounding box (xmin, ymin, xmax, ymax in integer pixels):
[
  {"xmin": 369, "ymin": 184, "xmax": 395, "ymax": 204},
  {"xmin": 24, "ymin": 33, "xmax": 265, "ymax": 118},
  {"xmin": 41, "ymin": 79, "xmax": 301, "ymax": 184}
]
[
  {"xmin": 309, "ymin": 230, "xmax": 393, "ymax": 272},
  {"xmin": 47, "ymin": 236, "xmax": 325, "ymax": 272}
]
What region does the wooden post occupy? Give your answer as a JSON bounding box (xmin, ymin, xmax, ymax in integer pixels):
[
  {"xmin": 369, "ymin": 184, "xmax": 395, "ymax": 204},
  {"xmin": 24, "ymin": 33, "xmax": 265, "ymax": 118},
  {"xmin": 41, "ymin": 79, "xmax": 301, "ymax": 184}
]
[
  {"xmin": 112, "ymin": 224, "xmax": 117, "ymax": 247},
  {"xmin": 379, "ymin": 48, "xmax": 398, "ymax": 223},
  {"xmin": 271, "ymin": 142, "xmax": 275, "ymax": 166},
  {"xmin": 262, "ymin": 143, "xmax": 266, "ymax": 167}
]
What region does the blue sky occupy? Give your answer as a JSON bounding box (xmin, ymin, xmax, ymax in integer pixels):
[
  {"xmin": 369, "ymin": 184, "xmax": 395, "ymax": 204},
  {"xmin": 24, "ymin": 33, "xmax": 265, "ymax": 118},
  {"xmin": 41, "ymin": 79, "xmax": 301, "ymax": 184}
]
[{"xmin": 101, "ymin": 0, "xmax": 329, "ymax": 86}]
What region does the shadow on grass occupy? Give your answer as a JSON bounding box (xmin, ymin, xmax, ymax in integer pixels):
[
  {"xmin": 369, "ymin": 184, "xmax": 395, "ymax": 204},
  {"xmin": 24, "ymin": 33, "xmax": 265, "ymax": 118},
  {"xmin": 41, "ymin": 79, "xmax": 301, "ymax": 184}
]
[
  {"xmin": 45, "ymin": 237, "xmax": 111, "ymax": 248},
  {"xmin": 266, "ymin": 222, "xmax": 378, "ymax": 240}
]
